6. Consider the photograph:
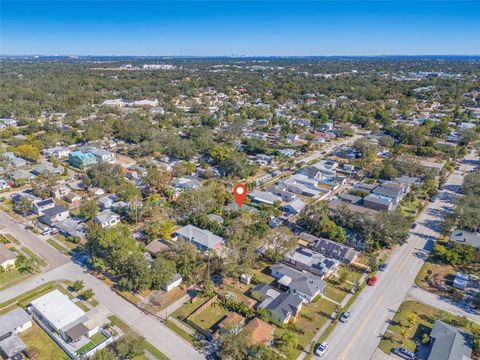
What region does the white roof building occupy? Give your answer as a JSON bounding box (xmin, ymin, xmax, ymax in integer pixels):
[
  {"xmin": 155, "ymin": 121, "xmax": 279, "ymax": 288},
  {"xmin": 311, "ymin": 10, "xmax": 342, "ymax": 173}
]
[{"xmin": 29, "ymin": 290, "xmax": 85, "ymax": 332}]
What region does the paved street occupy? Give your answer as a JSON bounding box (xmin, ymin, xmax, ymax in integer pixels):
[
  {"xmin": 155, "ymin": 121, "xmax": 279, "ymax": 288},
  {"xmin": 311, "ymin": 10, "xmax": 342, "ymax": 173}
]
[
  {"xmin": 0, "ymin": 209, "xmax": 69, "ymax": 270},
  {"xmin": 294, "ymin": 134, "xmax": 361, "ymax": 164},
  {"xmin": 321, "ymin": 150, "xmax": 478, "ymax": 360},
  {"xmin": 0, "ymin": 212, "xmax": 204, "ymax": 360}
]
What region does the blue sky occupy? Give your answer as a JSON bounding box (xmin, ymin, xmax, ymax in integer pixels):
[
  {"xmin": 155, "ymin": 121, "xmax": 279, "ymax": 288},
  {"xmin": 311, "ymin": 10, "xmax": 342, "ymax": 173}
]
[{"xmin": 1, "ymin": 1, "xmax": 479, "ymax": 56}]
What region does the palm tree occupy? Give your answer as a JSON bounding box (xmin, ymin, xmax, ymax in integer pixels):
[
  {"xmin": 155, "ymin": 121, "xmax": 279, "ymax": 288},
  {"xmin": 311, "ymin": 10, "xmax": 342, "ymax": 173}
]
[
  {"xmin": 407, "ymin": 313, "xmax": 417, "ymax": 329},
  {"xmin": 400, "ymin": 328, "xmax": 408, "ymax": 344}
]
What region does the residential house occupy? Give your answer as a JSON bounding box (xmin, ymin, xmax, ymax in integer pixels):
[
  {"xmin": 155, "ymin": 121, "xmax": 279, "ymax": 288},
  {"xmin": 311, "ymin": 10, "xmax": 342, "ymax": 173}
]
[
  {"xmin": 174, "ymin": 224, "xmax": 224, "ymax": 252},
  {"xmin": 269, "ymin": 263, "xmax": 327, "ymax": 302},
  {"xmin": 90, "ymin": 148, "xmax": 115, "ymax": 164},
  {"xmin": 363, "ymin": 194, "xmax": 396, "ymax": 211},
  {"xmin": 2, "ymin": 152, "xmax": 27, "ymax": 168},
  {"xmin": 93, "ymin": 210, "xmax": 121, "ymax": 228},
  {"xmin": 55, "ymin": 218, "xmax": 86, "ymax": 238},
  {"xmin": 33, "ymin": 198, "xmax": 56, "ymax": 215},
  {"xmin": 248, "ymin": 190, "xmax": 281, "ymax": 205},
  {"xmin": 42, "ymin": 146, "xmax": 71, "ymax": 158},
  {"xmin": 172, "ymin": 177, "xmax": 201, "ymax": 190},
  {"xmin": 308, "ymin": 234, "xmax": 359, "ymax": 264},
  {"xmin": 40, "ymin": 206, "xmax": 70, "ymax": 226},
  {"xmin": 282, "ymin": 198, "xmax": 306, "ymax": 215},
  {"xmin": 31, "ymin": 164, "xmax": 63, "ymax": 176},
  {"xmin": 97, "ymin": 196, "xmax": 114, "ymax": 210},
  {"xmin": 51, "ymin": 184, "xmax": 71, "ymax": 199},
  {"xmin": 0, "ymin": 308, "xmax": 32, "ymax": 360},
  {"xmin": 68, "ymin": 151, "xmax": 97, "ymax": 169},
  {"xmin": 145, "ymin": 240, "xmax": 170, "ymax": 257},
  {"xmin": 64, "ymin": 192, "xmax": 82, "ymax": 205},
  {"xmin": 449, "ymin": 230, "xmax": 480, "ymax": 262},
  {"xmin": 427, "ymin": 320, "xmax": 473, "ymax": 360},
  {"xmin": 217, "ymin": 313, "xmax": 245, "ymax": 335},
  {"xmin": 242, "ymin": 318, "xmax": 275, "ymax": 346},
  {"xmin": 11, "ymin": 169, "xmax": 36, "ymax": 183},
  {"xmin": 283, "ymin": 248, "xmax": 339, "ymax": 279},
  {"xmin": 223, "ymin": 203, "xmax": 260, "ymax": 215},
  {"xmin": 0, "ymin": 244, "xmax": 17, "ymax": 271},
  {"xmin": 258, "ymin": 290, "xmax": 303, "ymax": 325}
]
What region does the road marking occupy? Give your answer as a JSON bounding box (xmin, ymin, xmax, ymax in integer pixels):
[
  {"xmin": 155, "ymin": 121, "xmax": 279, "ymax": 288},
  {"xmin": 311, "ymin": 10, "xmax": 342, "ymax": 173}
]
[{"xmin": 337, "ymin": 293, "xmax": 385, "ymax": 360}]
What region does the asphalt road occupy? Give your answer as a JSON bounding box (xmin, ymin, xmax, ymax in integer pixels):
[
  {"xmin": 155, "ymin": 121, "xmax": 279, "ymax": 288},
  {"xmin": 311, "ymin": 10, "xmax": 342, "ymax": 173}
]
[
  {"xmin": 321, "ymin": 150, "xmax": 478, "ymax": 360},
  {"xmin": 0, "ymin": 211, "xmax": 204, "ymax": 360}
]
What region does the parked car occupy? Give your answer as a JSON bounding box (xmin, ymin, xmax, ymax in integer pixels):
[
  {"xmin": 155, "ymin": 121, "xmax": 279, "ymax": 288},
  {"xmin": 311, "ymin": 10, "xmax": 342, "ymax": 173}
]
[
  {"xmin": 379, "ymin": 263, "xmax": 388, "ymax": 271},
  {"xmin": 314, "ymin": 342, "xmax": 329, "ymax": 357},
  {"xmin": 411, "ymin": 223, "xmax": 417, "ymax": 229},
  {"xmin": 367, "ymin": 276, "xmax": 378, "ymax": 286},
  {"xmin": 392, "ymin": 347, "xmax": 416, "ymax": 360},
  {"xmin": 340, "ymin": 312, "xmax": 351, "ymax": 323}
]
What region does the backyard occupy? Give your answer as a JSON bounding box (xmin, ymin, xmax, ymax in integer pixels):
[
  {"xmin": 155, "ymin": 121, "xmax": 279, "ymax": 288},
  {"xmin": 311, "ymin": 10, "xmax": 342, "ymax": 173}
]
[{"xmin": 20, "ymin": 322, "xmax": 69, "ymax": 360}]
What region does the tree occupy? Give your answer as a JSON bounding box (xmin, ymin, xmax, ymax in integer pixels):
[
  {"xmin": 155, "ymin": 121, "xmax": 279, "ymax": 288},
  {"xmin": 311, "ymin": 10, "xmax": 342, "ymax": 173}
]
[
  {"xmin": 71, "ymin": 280, "xmax": 85, "ymax": 292},
  {"xmin": 82, "ymin": 289, "xmax": 94, "ymax": 300},
  {"xmin": 275, "ymin": 330, "xmax": 298, "ymax": 355},
  {"xmin": 150, "ymin": 255, "xmax": 177, "ymax": 290},
  {"xmin": 406, "ymin": 313, "xmax": 417, "ymax": 328},
  {"xmin": 115, "ymin": 335, "xmax": 145, "ymax": 359},
  {"xmin": 298, "ymin": 202, "xmax": 346, "ymax": 243},
  {"xmin": 338, "ymin": 271, "xmax": 348, "ymax": 285},
  {"xmin": 463, "ymin": 171, "xmax": 480, "ymax": 196},
  {"xmin": 166, "ymin": 241, "xmax": 201, "ymax": 284},
  {"xmin": 32, "ymin": 171, "xmax": 57, "ymax": 198},
  {"xmin": 400, "ymin": 328, "xmax": 408, "ymax": 344},
  {"xmin": 120, "ymin": 253, "xmax": 151, "ymax": 292},
  {"xmin": 16, "ymin": 197, "xmax": 33, "ymax": 216},
  {"xmin": 14, "ymin": 144, "xmax": 40, "ymax": 162},
  {"xmin": 90, "ymin": 348, "xmax": 115, "ymax": 360},
  {"xmin": 378, "ymin": 160, "xmax": 398, "ymax": 180},
  {"xmin": 217, "ymin": 329, "xmax": 249, "ymax": 360},
  {"xmin": 78, "ymin": 200, "xmax": 99, "ymax": 221},
  {"xmin": 145, "ymin": 220, "xmax": 176, "ymax": 241},
  {"xmin": 15, "ymin": 254, "xmax": 38, "ymax": 273}
]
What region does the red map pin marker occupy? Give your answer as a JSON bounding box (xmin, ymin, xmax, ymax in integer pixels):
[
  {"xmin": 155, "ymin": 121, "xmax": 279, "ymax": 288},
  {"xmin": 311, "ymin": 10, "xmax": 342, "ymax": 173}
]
[{"xmin": 233, "ymin": 183, "xmax": 247, "ymax": 208}]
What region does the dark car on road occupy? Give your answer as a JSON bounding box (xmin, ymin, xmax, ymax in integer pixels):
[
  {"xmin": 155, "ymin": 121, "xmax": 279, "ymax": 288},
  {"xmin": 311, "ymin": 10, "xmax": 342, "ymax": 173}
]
[{"xmin": 392, "ymin": 347, "xmax": 416, "ymax": 360}]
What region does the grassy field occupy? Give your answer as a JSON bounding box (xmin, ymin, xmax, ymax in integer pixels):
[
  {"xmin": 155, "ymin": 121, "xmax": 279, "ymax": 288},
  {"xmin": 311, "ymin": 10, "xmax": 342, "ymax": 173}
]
[
  {"xmin": 324, "ymin": 284, "xmax": 349, "ymax": 304},
  {"xmin": 189, "ymin": 301, "xmax": 229, "ymax": 332},
  {"xmin": 172, "ymin": 296, "xmax": 210, "ymax": 321},
  {"xmin": 0, "ymin": 268, "xmax": 35, "ymax": 290},
  {"xmin": 20, "ymin": 322, "xmax": 69, "ymax": 359},
  {"xmin": 164, "ymin": 319, "xmax": 197, "ymax": 344}
]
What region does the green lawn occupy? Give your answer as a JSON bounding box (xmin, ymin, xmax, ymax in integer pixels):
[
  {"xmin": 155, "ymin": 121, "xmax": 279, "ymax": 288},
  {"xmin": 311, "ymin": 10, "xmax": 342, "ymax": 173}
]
[
  {"xmin": 0, "ymin": 269, "xmax": 35, "ymax": 290},
  {"xmin": 378, "ymin": 301, "xmax": 455, "ymax": 355},
  {"xmin": 171, "ymin": 296, "xmax": 210, "ymax": 321},
  {"xmin": 338, "ymin": 265, "xmax": 363, "ymax": 283},
  {"xmin": 76, "ymin": 341, "xmax": 95, "ymax": 355},
  {"xmin": 90, "ymin": 331, "xmax": 108, "ymax": 344},
  {"xmin": 164, "ymin": 320, "xmax": 197, "ymax": 344},
  {"xmin": 0, "ymin": 282, "xmax": 56, "ymax": 309},
  {"xmin": 189, "ymin": 302, "xmax": 229, "ymax": 331},
  {"xmin": 324, "ymin": 284, "xmax": 349, "ymax": 304},
  {"xmin": 3, "ymin": 233, "xmax": 20, "ymax": 245},
  {"xmin": 46, "ymin": 238, "xmax": 70, "ymax": 254},
  {"xmin": 20, "ymin": 322, "xmax": 69, "ymax": 359}
]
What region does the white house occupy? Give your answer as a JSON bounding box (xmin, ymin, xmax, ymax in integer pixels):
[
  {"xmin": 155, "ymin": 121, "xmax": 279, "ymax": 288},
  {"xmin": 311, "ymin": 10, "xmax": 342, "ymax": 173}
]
[
  {"xmin": 162, "ymin": 274, "xmax": 183, "ymax": 292},
  {"xmin": 90, "ymin": 148, "xmax": 115, "ymax": 164},
  {"xmin": 93, "ymin": 210, "xmax": 121, "ymax": 228},
  {"xmin": 0, "ymin": 244, "xmax": 17, "ymax": 271}
]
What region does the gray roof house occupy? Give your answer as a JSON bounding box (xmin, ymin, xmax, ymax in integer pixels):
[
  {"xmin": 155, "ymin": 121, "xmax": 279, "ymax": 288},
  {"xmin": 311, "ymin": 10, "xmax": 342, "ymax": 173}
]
[
  {"xmin": 449, "ymin": 230, "xmax": 480, "ymax": 262},
  {"xmin": 0, "ymin": 307, "xmax": 32, "ymax": 359},
  {"xmin": 0, "ymin": 307, "xmax": 32, "ymax": 337},
  {"xmin": 258, "ymin": 291, "xmax": 303, "ymax": 325},
  {"xmin": 33, "ymin": 198, "xmax": 55, "ymax": 215},
  {"xmin": 40, "ymin": 205, "xmax": 69, "ymax": 226},
  {"xmin": 248, "ymin": 190, "xmax": 281, "ymax": 205},
  {"xmin": 174, "ymin": 224, "xmax": 224, "ymax": 252},
  {"xmin": 93, "ymin": 210, "xmax": 121, "ymax": 228},
  {"xmin": 223, "ymin": 202, "xmax": 260, "ymax": 214},
  {"xmin": 270, "ymin": 263, "xmax": 327, "ymax": 302},
  {"xmin": 282, "ymin": 198, "xmax": 306, "ymax": 215},
  {"xmin": 55, "ymin": 218, "xmax": 86, "ymax": 238},
  {"xmin": 31, "ymin": 164, "xmax": 63, "ymax": 176},
  {"xmin": 427, "ymin": 320, "xmax": 473, "ymax": 360}
]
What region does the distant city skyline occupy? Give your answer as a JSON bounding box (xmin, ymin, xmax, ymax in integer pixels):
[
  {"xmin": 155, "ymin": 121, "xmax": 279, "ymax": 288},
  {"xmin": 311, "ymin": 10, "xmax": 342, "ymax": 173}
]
[{"xmin": 1, "ymin": 1, "xmax": 479, "ymax": 56}]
